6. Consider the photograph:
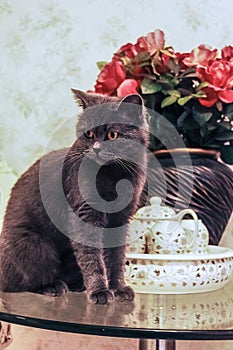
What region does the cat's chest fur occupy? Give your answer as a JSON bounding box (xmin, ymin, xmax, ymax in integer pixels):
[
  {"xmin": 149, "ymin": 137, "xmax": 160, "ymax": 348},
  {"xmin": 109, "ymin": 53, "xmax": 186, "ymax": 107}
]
[{"xmin": 96, "ymin": 162, "xmax": 134, "ymax": 201}]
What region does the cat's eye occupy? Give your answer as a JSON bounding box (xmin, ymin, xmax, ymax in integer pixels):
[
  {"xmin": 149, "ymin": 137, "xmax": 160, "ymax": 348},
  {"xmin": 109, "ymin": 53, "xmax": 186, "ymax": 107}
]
[
  {"xmin": 107, "ymin": 131, "xmax": 118, "ymax": 141},
  {"xmin": 84, "ymin": 130, "xmax": 95, "ymax": 139}
]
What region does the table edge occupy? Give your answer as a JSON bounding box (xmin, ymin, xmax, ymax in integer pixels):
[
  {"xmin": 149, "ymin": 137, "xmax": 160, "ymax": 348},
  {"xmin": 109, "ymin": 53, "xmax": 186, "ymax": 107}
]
[{"xmin": 0, "ymin": 312, "xmax": 233, "ymax": 341}]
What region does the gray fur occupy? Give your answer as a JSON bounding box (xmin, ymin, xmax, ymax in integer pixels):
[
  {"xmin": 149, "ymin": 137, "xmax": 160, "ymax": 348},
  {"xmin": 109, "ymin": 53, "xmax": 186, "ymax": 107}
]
[{"xmin": 0, "ymin": 90, "xmax": 148, "ymax": 304}]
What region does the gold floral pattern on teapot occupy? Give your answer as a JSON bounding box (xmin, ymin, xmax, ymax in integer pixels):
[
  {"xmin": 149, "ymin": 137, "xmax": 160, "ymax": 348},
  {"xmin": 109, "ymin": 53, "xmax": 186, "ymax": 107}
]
[{"xmin": 127, "ymin": 197, "xmax": 209, "ymax": 254}]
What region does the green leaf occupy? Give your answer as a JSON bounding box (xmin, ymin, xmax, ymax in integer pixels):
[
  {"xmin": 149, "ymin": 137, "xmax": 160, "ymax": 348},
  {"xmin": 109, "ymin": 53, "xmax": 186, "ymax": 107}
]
[
  {"xmin": 200, "ymin": 125, "xmax": 208, "ymax": 138},
  {"xmin": 218, "ymin": 121, "xmax": 232, "ymax": 130},
  {"xmin": 196, "ymin": 81, "xmax": 209, "ymax": 90},
  {"xmin": 157, "ymin": 81, "xmax": 173, "ymax": 90},
  {"xmin": 161, "ymin": 95, "xmax": 177, "ymax": 108},
  {"xmin": 142, "ymin": 93, "xmax": 160, "ymax": 109},
  {"xmin": 192, "ymin": 110, "xmax": 213, "ymax": 126},
  {"xmin": 168, "ymin": 90, "xmax": 181, "ymax": 98},
  {"xmin": 162, "ymin": 74, "xmax": 179, "ymax": 85},
  {"xmin": 193, "ymin": 91, "xmax": 207, "ymax": 98},
  {"xmin": 177, "ymin": 113, "xmax": 199, "ymax": 130},
  {"xmin": 207, "ymin": 125, "xmax": 217, "ymax": 131},
  {"xmin": 220, "ymin": 143, "xmax": 233, "ymax": 164},
  {"xmin": 177, "ymin": 110, "xmax": 190, "ymax": 127},
  {"xmin": 215, "ymin": 131, "xmax": 233, "ymax": 141},
  {"xmin": 178, "ymin": 95, "xmax": 193, "ymax": 106},
  {"xmin": 141, "ymin": 78, "xmax": 162, "ymax": 94},
  {"xmin": 225, "ymin": 104, "xmax": 233, "ymax": 119},
  {"xmin": 96, "ymin": 61, "xmax": 108, "ymax": 70}
]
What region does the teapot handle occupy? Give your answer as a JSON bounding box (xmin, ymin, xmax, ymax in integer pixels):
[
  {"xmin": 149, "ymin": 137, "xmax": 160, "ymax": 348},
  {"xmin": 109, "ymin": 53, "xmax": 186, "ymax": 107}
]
[
  {"xmin": 173, "ymin": 208, "xmax": 198, "ymax": 223},
  {"xmin": 172, "ymin": 209, "xmax": 199, "ymax": 248}
]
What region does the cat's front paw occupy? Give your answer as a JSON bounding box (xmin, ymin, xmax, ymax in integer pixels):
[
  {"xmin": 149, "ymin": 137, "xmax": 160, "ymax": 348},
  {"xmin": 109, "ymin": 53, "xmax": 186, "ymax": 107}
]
[
  {"xmin": 37, "ymin": 280, "xmax": 68, "ymax": 297},
  {"xmin": 88, "ymin": 289, "xmax": 114, "ymax": 305},
  {"xmin": 113, "ymin": 286, "xmax": 135, "ymax": 302}
]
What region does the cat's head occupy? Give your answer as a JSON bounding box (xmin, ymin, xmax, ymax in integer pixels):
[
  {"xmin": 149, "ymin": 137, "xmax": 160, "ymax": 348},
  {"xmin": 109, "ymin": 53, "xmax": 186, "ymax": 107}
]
[{"xmin": 71, "ymin": 89, "xmax": 149, "ymax": 165}]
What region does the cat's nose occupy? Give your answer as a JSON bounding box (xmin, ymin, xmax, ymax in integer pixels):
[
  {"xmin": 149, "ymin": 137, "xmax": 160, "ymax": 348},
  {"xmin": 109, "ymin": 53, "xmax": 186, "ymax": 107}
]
[
  {"xmin": 93, "ymin": 148, "xmax": 101, "ymax": 155},
  {"xmin": 93, "ymin": 142, "xmax": 101, "ymax": 155}
]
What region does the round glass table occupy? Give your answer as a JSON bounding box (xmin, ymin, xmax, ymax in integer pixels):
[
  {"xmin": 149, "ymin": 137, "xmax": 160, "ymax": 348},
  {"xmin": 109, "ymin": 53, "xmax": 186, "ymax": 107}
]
[{"xmin": 0, "ymin": 279, "xmax": 233, "ymax": 350}]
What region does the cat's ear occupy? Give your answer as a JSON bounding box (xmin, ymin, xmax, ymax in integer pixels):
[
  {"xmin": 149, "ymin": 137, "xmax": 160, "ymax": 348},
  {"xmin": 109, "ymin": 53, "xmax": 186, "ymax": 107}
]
[
  {"xmin": 117, "ymin": 94, "xmax": 144, "ymax": 120},
  {"xmin": 71, "ymin": 89, "xmax": 105, "ymax": 109},
  {"xmin": 71, "ymin": 89, "xmax": 92, "ymax": 109},
  {"xmin": 120, "ymin": 94, "xmax": 143, "ymax": 106}
]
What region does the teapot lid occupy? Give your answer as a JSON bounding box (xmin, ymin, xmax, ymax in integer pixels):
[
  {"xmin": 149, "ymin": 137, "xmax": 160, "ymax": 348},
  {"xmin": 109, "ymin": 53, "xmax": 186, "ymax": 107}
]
[{"xmin": 134, "ymin": 196, "xmax": 176, "ymax": 220}]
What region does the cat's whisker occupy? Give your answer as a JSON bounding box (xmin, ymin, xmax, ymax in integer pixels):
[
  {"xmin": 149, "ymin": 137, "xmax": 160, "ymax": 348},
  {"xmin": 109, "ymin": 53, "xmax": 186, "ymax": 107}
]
[
  {"xmin": 115, "ymin": 159, "xmax": 140, "ymax": 177},
  {"xmin": 121, "ymin": 157, "xmax": 147, "ymax": 174},
  {"xmin": 63, "ymin": 155, "xmax": 83, "ymax": 168}
]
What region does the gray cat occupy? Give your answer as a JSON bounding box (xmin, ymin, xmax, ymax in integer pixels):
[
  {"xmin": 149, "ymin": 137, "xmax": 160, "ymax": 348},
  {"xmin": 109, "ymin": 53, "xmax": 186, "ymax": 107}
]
[{"xmin": 0, "ymin": 90, "xmax": 148, "ymax": 304}]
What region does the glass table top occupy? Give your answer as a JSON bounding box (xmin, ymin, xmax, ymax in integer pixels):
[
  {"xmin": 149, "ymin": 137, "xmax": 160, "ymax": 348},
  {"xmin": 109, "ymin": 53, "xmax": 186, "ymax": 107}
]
[{"xmin": 0, "ymin": 279, "xmax": 233, "ymax": 341}]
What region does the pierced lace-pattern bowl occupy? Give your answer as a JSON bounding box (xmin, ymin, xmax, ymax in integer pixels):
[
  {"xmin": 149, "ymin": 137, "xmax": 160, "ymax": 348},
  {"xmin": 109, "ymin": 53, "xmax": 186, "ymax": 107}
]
[{"xmin": 125, "ymin": 246, "xmax": 233, "ymax": 294}]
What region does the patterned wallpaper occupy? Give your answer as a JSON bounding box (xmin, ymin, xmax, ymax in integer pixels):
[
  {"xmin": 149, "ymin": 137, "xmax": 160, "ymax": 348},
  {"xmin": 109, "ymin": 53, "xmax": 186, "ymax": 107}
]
[{"xmin": 0, "ymin": 0, "xmax": 232, "ymax": 219}]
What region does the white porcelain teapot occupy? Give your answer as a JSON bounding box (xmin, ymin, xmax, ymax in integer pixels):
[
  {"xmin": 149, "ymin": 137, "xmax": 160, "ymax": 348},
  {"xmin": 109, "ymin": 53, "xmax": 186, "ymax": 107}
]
[{"xmin": 127, "ymin": 197, "xmax": 209, "ymax": 254}]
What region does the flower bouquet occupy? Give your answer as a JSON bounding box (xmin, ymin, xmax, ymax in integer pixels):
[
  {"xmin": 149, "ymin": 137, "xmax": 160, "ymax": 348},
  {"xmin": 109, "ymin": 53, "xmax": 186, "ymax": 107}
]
[{"xmin": 93, "ymin": 29, "xmax": 233, "ymax": 164}]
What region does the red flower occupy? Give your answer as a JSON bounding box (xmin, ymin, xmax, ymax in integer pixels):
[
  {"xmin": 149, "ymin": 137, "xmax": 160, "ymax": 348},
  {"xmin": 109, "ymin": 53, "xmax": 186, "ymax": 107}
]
[
  {"xmin": 117, "ymin": 79, "xmax": 138, "ymax": 97},
  {"xmin": 197, "ymin": 87, "xmax": 218, "ymax": 107},
  {"xmin": 197, "ymin": 59, "xmax": 233, "ymax": 106},
  {"xmin": 94, "ymin": 60, "xmax": 126, "ymax": 95},
  {"xmin": 221, "ymin": 46, "xmax": 233, "ymax": 62},
  {"xmin": 115, "ymin": 43, "xmax": 138, "ymax": 58},
  {"xmin": 152, "ymin": 51, "xmax": 172, "ymax": 75},
  {"xmin": 115, "ymin": 43, "xmax": 149, "ymax": 83},
  {"xmin": 135, "ymin": 29, "xmax": 165, "ymax": 55},
  {"xmin": 175, "ymin": 52, "xmax": 192, "ymax": 69},
  {"xmin": 183, "ymin": 45, "xmax": 218, "ymax": 67}
]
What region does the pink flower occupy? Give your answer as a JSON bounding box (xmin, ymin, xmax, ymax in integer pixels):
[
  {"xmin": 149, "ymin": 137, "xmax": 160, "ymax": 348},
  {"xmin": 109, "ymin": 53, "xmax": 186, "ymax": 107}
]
[
  {"xmin": 94, "ymin": 59, "xmax": 126, "ymax": 95},
  {"xmin": 183, "ymin": 45, "xmax": 218, "ymax": 67},
  {"xmin": 117, "ymin": 79, "xmax": 138, "ymax": 97},
  {"xmin": 135, "ymin": 29, "xmax": 165, "ymax": 55},
  {"xmin": 221, "ymin": 46, "xmax": 233, "ymax": 62},
  {"xmin": 197, "ymin": 59, "xmax": 233, "ymax": 106}
]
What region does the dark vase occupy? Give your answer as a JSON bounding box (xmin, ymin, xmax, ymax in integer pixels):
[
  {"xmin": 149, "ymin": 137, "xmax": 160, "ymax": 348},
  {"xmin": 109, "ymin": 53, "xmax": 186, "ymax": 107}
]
[{"xmin": 141, "ymin": 148, "xmax": 233, "ymax": 245}]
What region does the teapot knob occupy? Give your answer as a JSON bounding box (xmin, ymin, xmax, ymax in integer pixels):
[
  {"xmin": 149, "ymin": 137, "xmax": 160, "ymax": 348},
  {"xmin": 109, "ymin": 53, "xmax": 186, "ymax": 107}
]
[{"xmin": 149, "ymin": 196, "xmax": 162, "ymax": 206}]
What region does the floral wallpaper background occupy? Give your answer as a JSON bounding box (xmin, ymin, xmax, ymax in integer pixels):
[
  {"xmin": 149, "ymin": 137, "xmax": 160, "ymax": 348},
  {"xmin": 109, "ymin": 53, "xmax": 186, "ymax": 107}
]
[{"xmin": 0, "ymin": 0, "xmax": 233, "ymax": 222}]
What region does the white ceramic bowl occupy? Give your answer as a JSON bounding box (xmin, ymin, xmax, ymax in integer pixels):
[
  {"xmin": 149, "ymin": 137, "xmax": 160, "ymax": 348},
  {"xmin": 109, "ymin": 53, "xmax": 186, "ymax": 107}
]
[{"xmin": 125, "ymin": 246, "xmax": 233, "ymax": 294}]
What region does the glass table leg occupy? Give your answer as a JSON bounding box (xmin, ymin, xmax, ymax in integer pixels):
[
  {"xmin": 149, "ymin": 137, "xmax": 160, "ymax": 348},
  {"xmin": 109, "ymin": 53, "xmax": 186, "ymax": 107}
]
[
  {"xmin": 156, "ymin": 339, "xmax": 176, "ymax": 350},
  {"xmin": 139, "ymin": 339, "xmax": 149, "ymax": 350},
  {"xmin": 139, "ymin": 339, "xmax": 176, "ymax": 350}
]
